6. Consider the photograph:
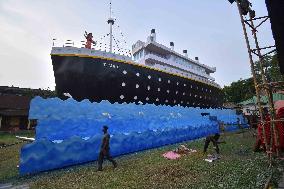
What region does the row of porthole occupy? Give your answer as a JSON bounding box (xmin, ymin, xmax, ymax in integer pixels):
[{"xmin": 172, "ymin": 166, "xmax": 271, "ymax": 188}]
[
  {"xmin": 123, "ymin": 70, "xmax": 213, "ymax": 93},
  {"xmin": 122, "ymin": 82, "xmax": 212, "ymax": 94},
  {"xmin": 118, "ymin": 94, "xmax": 212, "ymax": 106},
  {"xmin": 119, "ymin": 94, "xmax": 217, "ymax": 102},
  {"xmin": 121, "ymin": 82, "xmax": 213, "ymax": 99}
]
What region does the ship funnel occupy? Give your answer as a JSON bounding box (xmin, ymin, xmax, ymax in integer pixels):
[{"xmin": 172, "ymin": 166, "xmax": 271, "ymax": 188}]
[
  {"xmin": 183, "ymin": 50, "xmax": 188, "ymax": 57},
  {"xmin": 149, "ymin": 29, "xmax": 156, "ymax": 42},
  {"xmin": 195, "ymin": 57, "xmax": 199, "ymax": 62},
  {"xmin": 170, "ymin": 42, "xmax": 174, "ymax": 51}
]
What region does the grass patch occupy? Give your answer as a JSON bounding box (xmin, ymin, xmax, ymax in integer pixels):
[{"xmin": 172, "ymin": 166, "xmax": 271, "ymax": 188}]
[
  {"xmin": 0, "ymin": 130, "xmax": 35, "ymax": 145},
  {"xmin": 1, "ymin": 131, "xmax": 284, "ymax": 188}
]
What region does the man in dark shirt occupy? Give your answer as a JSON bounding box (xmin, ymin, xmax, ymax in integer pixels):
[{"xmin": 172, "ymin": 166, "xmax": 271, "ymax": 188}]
[
  {"xmin": 203, "ymin": 133, "xmax": 220, "ymax": 157},
  {"xmin": 97, "ymin": 125, "xmax": 117, "ymax": 171}
]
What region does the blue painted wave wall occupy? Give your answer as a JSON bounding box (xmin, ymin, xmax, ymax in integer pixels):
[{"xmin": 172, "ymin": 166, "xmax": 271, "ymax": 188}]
[{"xmin": 20, "ymin": 97, "xmax": 248, "ymax": 174}]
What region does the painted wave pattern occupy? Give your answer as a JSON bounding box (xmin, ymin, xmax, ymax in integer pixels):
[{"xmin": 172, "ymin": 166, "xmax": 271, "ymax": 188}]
[{"xmin": 20, "ymin": 97, "xmax": 248, "ymax": 174}]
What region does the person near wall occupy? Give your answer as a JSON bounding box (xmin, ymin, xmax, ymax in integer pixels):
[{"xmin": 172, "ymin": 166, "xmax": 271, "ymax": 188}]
[{"xmin": 97, "ymin": 125, "xmax": 117, "ymax": 171}]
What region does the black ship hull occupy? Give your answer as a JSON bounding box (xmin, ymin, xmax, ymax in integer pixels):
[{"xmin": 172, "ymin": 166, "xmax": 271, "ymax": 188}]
[{"xmin": 51, "ymin": 54, "xmax": 223, "ymax": 108}]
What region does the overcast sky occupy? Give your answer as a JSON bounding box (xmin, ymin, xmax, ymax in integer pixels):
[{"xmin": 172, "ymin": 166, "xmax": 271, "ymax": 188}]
[{"xmin": 0, "ymin": 0, "xmax": 274, "ymax": 90}]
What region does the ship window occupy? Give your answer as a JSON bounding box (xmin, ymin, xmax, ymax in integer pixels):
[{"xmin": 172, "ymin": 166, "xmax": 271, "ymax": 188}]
[
  {"xmin": 183, "ymin": 92, "xmax": 185, "ymax": 96},
  {"xmin": 134, "ymin": 96, "xmax": 138, "ymax": 100},
  {"xmin": 123, "ymin": 70, "xmax": 127, "ymax": 75},
  {"xmin": 136, "ymin": 73, "xmax": 140, "ymax": 77},
  {"xmin": 120, "ymin": 95, "xmax": 124, "ymax": 99},
  {"xmin": 168, "ymin": 80, "xmax": 170, "ymax": 84},
  {"xmin": 148, "ymin": 75, "xmax": 151, "ymax": 79},
  {"xmin": 197, "ymin": 86, "xmax": 198, "ymax": 90},
  {"xmin": 136, "ymin": 84, "xmax": 139, "ymax": 88},
  {"xmin": 147, "ymin": 86, "xmax": 151, "ymax": 91},
  {"xmin": 158, "ymin": 78, "xmax": 162, "ymax": 82},
  {"xmin": 146, "ymin": 97, "xmax": 149, "ymax": 101},
  {"xmin": 181, "ymin": 101, "xmax": 183, "ymax": 104},
  {"xmin": 156, "ymin": 98, "xmax": 159, "ymax": 102},
  {"xmin": 158, "ymin": 88, "xmax": 160, "ymax": 92},
  {"xmin": 174, "ymin": 100, "xmax": 176, "ymax": 103},
  {"xmin": 189, "ymin": 93, "xmax": 192, "ymax": 96},
  {"xmin": 166, "ymin": 90, "xmax": 170, "ymax": 93},
  {"xmin": 191, "ymin": 85, "xmax": 193, "ymax": 88},
  {"xmin": 122, "ymin": 82, "xmax": 126, "ymax": 87},
  {"xmin": 165, "ymin": 99, "xmax": 169, "ymax": 103},
  {"xmin": 176, "ymin": 91, "xmax": 178, "ymax": 94},
  {"xmin": 177, "ymin": 82, "xmax": 179, "ymax": 85},
  {"xmin": 184, "ymin": 84, "xmax": 186, "ymax": 87},
  {"xmin": 187, "ymin": 102, "xmax": 189, "ymax": 104}
]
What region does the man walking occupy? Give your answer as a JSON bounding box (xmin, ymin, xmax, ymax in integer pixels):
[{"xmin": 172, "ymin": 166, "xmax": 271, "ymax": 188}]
[{"xmin": 97, "ymin": 125, "xmax": 117, "ymax": 171}]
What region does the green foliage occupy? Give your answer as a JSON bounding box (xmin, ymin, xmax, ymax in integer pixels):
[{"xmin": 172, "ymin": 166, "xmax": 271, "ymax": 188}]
[
  {"xmin": 223, "ymin": 78, "xmax": 255, "ymax": 103},
  {"xmin": 223, "ymin": 54, "xmax": 284, "ymax": 103}
]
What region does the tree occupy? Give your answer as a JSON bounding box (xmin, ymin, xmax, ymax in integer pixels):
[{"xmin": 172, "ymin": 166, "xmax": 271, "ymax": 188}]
[
  {"xmin": 223, "ymin": 54, "xmax": 283, "ymax": 103},
  {"xmin": 223, "ymin": 78, "xmax": 255, "ymax": 103}
]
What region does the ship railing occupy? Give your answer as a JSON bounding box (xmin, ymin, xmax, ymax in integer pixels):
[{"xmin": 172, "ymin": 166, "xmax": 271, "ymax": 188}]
[{"xmin": 52, "ymin": 39, "xmax": 132, "ymax": 57}]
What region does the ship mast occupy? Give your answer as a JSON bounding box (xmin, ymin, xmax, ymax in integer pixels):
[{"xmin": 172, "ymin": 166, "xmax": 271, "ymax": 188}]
[{"xmin": 107, "ymin": 0, "xmax": 114, "ymax": 53}]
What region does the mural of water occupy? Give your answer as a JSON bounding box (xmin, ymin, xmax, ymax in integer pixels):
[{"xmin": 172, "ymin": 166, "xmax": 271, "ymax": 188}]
[{"xmin": 20, "ymin": 97, "xmax": 248, "ymax": 174}]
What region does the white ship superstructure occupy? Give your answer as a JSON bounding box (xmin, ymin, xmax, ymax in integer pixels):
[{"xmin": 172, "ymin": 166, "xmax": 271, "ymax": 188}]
[{"xmin": 132, "ymin": 29, "xmax": 220, "ymax": 88}]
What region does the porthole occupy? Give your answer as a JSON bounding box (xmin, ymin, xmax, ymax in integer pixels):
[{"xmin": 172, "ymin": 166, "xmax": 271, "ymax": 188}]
[
  {"xmin": 146, "ymin": 97, "xmax": 149, "ymax": 101},
  {"xmin": 148, "ymin": 75, "xmax": 151, "ymax": 79},
  {"xmin": 120, "ymin": 95, "xmax": 124, "ymax": 99},
  {"xmin": 176, "ymin": 91, "xmax": 178, "ymax": 94},
  {"xmin": 136, "ymin": 84, "xmax": 139, "ymax": 88},
  {"xmin": 167, "ymin": 90, "xmax": 170, "ymax": 93},
  {"xmin": 183, "ymin": 92, "xmax": 185, "ymax": 96},
  {"xmin": 147, "ymin": 86, "xmax": 151, "ymax": 91},
  {"xmin": 165, "ymin": 99, "xmax": 169, "ymax": 103},
  {"xmin": 190, "ymin": 85, "xmax": 192, "ymax": 88},
  {"xmin": 184, "ymin": 84, "xmax": 187, "ymax": 87},
  {"xmin": 181, "ymin": 101, "xmax": 183, "ymax": 104},
  {"xmin": 174, "ymin": 100, "xmax": 176, "ymax": 103},
  {"xmin": 136, "ymin": 73, "xmax": 140, "ymax": 77},
  {"xmin": 177, "ymin": 82, "xmax": 179, "ymax": 85},
  {"xmin": 156, "ymin": 98, "xmax": 159, "ymax": 102},
  {"xmin": 121, "ymin": 82, "xmax": 126, "ymax": 87},
  {"xmin": 123, "ymin": 70, "xmax": 127, "ymax": 74},
  {"xmin": 134, "ymin": 96, "xmax": 137, "ymax": 100},
  {"xmin": 157, "ymin": 88, "xmax": 160, "ymax": 92},
  {"xmin": 158, "ymin": 78, "xmax": 162, "ymax": 82},
  {"xmin": 168, "ymin": 80, "xmax": 171, "ymax": 84},
  {"xmin": 197, "ymin": 86, "xmax": 199, "ymax": 90},
  {"xmin": 187, "ymin": 102, "xmax": 189, "ymax": 104},
  {"xmin": 189, "ymin": 93, "xmax": 192, "ymax": 96}
]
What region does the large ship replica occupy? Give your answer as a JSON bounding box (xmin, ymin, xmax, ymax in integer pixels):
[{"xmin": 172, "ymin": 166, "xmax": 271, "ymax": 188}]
[{"xmin": 51, "ymin": 3, "xmax": 223, "ymax": 108}]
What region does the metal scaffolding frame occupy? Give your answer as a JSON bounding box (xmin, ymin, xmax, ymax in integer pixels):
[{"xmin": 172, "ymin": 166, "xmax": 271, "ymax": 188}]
[{"xmin": 235, "ymin": 0, "xmax": 283, "ymax": 166}]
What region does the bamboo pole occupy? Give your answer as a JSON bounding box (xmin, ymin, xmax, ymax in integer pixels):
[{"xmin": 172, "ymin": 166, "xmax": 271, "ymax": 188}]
[{"xmin": 235, "ymin": 1, "xmax": 270, "ymax": 158}]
